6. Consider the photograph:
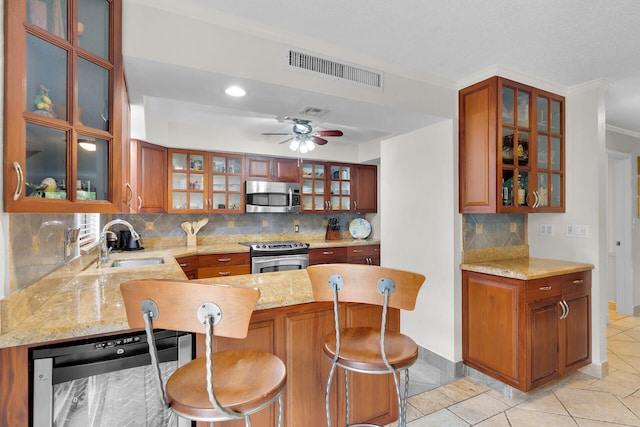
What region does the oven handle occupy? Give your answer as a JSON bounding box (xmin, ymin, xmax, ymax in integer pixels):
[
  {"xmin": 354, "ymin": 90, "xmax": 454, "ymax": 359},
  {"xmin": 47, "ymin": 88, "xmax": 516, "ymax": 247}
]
[{"xmin": 289, "ymin": 187, "xmax": 293, "ymax": 209}]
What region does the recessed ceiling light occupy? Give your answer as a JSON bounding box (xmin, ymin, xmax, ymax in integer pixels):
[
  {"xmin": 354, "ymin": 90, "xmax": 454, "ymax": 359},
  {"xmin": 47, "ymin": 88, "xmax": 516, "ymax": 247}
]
[{"xmin": 225, "ymin": 86, "xmax": 246, "ymax": 97}]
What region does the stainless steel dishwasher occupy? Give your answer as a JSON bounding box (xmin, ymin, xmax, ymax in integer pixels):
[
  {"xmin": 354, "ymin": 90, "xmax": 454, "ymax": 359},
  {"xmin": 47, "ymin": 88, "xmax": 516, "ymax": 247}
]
[{"xmin": 31, "ymin": 330, "xmax": 192, "ymax": 427}]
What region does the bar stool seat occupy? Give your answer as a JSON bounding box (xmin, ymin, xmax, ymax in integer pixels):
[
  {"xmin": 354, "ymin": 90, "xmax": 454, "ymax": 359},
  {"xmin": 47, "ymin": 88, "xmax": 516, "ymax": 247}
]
[
  {"xmin": 167, "ymin": 350, "xmax": 286, "ymax": 420},
  {"xmin": 323, "ymin": 327, "xmax": 418, "ymax": 372}
]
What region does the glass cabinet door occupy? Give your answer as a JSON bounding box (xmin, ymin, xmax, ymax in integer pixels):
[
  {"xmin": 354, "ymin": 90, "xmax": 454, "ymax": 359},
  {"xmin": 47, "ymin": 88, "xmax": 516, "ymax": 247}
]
[
  {"xmin": 209, "ymin": 154, "xmax": 243, "ymax": 212},
  {"xmin": 301, "ymin": 162, "xmax": 328, "ymax": 212},
  {"xmin": 329, "ymin": 164, "xmax": 351, "ymax": 211},
  {"xmin": 500, "ymin": 84, "xmax": 531, "ymax": 210},
  {"xmin": 169, "ymin": 151, "xmax": 205, "ymax": 211},
  {"xmin": 6, "ymin": 0, "xmax": 120, "ymax": 211},
  {"xmin": 535, "ymin": 95, "xmax": 564, "ymax": 209}
]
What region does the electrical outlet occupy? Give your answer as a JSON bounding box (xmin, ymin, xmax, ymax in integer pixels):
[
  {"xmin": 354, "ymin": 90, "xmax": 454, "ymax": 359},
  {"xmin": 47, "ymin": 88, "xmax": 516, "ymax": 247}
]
[
  {"xmin": 539, "ymin": 223, "xmax": 554, "ymax": 236},
  {"xmin": 510, "ymin": 223, "xmax": 517, "ymax": 233},
  {"xmin": 294, "ymin": 224, "xmax": 299, "ymax": 233},
  {"xmin": 475, "ymin": 223, "xmax": 483, "ymax": 234},
  {"xmin": 566, "ymin": 224, "xmax": 588, "ymax": 238},
  {"xmin": 262, "ymin": 220, "xmax": 269, "ymax": 227}
]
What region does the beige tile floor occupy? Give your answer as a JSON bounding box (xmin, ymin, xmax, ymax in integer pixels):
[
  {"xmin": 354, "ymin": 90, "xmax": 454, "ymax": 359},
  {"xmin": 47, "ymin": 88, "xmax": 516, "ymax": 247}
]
[{"xmin": 387, "ymin": 310, "xmax": 640, "ymax": 426}]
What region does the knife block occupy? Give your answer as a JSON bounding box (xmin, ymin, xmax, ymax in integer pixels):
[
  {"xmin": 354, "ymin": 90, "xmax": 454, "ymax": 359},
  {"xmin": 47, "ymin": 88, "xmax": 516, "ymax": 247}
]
[
  {"xmin": 187, "ymin": 234, "xmax": 197, "ymax": 247},
  {"xmin": 325, "ymin": 226, "xmax": 341, "ymax": 240}
]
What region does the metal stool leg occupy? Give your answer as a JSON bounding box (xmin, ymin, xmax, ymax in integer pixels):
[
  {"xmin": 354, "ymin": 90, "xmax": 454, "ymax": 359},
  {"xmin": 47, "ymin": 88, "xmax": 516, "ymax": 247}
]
[{"xmin": 325, "ymin": 360, "xmax": 338, "ymax": 427}]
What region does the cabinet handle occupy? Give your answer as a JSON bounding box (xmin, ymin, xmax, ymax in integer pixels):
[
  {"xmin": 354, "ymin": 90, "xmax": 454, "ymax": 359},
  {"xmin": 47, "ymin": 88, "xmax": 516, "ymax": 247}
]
[
  {"xmin": 323, "ymin": 251, "xmax": 334, "ymax": 255},
  {"xmin": 562, "ymin": 300, "xmax": 570, "ymax": 319},
  {"xmin": 12, "ymin": 161, "xmax": 24, "ymax": 201},
  {"xmin": 533, "ymin": 191, "xmax": 540, "ymax": 208},
  {"xmin": 179, "ymin": 263, "xmax": 190, "ymax": 267},
  {"xmin": 572, "ymin": 279, "xmax": 584, "ymax": 285},
  {"xmin": 558, "ymin": 300, "xmax": 567, "ymax": 319},
  {"xmin": 352, "ymin": 249, "xmax": 363, "ymax": 253},
  {"xmin": 354, "ymin": 200, "xmax": 358, "ymax": 211},
  {"xmin": 367, "ymin": 257, "xmax": 372, "ymax": 265},
  {"xmin": 218, "ymin": 271, "xmax": 231, "ymax": 276},
  {"xmin": 218, "ymin": 257, "xmax": 232, "ymax": 262},
  {"xmin": 539, "ymin": 286, "xmax": 553, "ymax": 291},
  {"xmin": 137, "ymin": 196, "xmax": 142, "ymax": 210},
  {"xmin": 125, "ymin": 183, "xmax": 133, "ymax": 205}
]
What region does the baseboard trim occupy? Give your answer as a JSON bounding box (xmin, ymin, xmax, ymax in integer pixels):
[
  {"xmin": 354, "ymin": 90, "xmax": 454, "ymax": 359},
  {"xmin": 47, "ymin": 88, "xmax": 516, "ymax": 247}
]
[{"xmin": 416, "ymin": 346, "xmax": 464, "ymax": 384}]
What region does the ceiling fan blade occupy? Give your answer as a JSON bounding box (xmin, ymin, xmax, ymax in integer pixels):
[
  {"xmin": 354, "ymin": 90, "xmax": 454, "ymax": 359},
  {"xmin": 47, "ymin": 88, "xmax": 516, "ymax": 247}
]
[
  {"xmin": 315, "ymin": 130, "xmax": 343, "ymax": 137},
  {"xmin": 262, "ymin": 132, "xmax": 292, "ymax": 136},
  {"xmin": 278, "ymin": 137, "xmax": 294, "ymax": 145},
  {"xmin": 311, "ymin": 136, "xmax": 328, "ymax": 145}
]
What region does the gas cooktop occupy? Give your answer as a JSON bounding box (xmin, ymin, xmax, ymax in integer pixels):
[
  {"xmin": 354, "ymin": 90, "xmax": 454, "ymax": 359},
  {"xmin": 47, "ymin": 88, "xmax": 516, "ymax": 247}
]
[{"xmin": 240, "ymin": 240, "xmax": 310, "ymax": 252}]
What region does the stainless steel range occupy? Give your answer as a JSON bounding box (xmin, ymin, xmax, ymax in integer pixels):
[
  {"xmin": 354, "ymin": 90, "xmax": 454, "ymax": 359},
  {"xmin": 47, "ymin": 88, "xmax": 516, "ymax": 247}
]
[{"xmin": 241, "ymin": 240, "xmax": 310, "ymax": 274}]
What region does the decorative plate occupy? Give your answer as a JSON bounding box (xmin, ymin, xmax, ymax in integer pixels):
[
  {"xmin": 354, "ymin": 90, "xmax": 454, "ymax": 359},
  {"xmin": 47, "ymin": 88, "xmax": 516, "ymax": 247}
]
[{"xmin": 349, "ymin": 218, "xmax": 371, "ymax": 239}]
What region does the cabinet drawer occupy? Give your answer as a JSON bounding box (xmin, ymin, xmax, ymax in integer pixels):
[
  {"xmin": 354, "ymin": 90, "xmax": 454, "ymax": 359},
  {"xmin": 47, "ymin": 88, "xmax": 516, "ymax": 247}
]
[
  {"xmin": 198, "ymin": 265, "xmax": 251, "ymax": 278},
  {"xmin": 309, "ymin": 247, "xmax": 347, "ymax": 264},
  {"xmin": 198, "ymin": 252, "xmax": 249, "ymax": 268},
  {"xmin": 562, "ymin": 271, "xmax": 591, "ymax": 297},
  {"xmin": 347, "ymin": 244, "xmax": 380, "ymax": 257},
  {"xmin": 526, "ymin": 277, "xmax": 562, "ymax": 302}
]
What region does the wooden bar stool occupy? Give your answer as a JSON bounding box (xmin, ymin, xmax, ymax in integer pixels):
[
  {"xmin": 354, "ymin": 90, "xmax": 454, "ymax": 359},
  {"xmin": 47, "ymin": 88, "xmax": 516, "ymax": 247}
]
[
  {"xmin": 120, "ymin": 279, "xmax": 286, "ymax": 427},
  {"xmin": 307, "ymin": 264, "xmax": 425, "ymax": 427}
]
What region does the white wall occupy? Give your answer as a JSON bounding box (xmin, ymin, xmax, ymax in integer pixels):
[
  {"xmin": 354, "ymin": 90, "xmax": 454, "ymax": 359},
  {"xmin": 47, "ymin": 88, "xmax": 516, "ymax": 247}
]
[
  {"xmin": 606, "ymin": 128, "xmax": 640, "ymax": 312},
  {"xmin": 380, "ymin": 120, "xmax": 461, "ymax": 362},
  {"xmin": 528, "ymin": 81, "xmax": 608, "ymax": 374}
]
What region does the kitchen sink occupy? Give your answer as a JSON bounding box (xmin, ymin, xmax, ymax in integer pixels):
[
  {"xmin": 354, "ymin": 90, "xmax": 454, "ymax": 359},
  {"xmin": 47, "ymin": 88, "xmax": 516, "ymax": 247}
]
[{"xmin": 110, "ymin": 258, "xmax": 165, "ymax": 268}]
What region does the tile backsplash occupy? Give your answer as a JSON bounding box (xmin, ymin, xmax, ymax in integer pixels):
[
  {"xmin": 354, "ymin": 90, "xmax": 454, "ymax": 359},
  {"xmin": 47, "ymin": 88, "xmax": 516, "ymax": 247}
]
[
  {"xmin": 9, "ymin": 212, "xmax": 364, "ymax": 292},
  {"xmin": 462, "ymin": 214, "xmax": 527, "ymax": 250}
]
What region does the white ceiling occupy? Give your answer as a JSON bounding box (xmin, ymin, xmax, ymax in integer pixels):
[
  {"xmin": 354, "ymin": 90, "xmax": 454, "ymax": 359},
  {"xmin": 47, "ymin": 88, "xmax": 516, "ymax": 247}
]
[{"xmin": 123, "ymin": 0, "xmax": 640, "ymax": 146}]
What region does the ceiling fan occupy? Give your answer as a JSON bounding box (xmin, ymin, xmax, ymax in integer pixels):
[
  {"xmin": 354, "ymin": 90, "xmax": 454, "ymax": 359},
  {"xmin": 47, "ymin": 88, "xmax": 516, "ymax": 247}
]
[{"xmin": 261, "ymin": 118, "xmax": 343, "ymax": 153}]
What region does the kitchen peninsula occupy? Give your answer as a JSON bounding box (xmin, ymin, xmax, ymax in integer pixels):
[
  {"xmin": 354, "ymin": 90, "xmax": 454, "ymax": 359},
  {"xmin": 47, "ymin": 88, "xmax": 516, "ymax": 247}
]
[{"xmin": 0, "ymin": 237, "xmax": 393, "ymax": 427}]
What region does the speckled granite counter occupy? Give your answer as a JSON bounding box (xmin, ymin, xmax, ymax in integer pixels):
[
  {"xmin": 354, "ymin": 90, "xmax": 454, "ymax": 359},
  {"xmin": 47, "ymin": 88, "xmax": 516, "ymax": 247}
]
[
  {"xmin": 460, "ymin": 256, "xmax": 594, "ymax": 280},
  {"xmin": 0, "ymin": 236, "xmax": 378, "ymax": 349}
]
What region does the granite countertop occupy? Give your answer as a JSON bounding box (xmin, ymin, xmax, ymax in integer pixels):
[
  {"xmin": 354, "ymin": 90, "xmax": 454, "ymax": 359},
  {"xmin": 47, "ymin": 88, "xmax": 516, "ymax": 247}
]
[
  {"xmin": 460, "ymin": 257, "xmax": 594, "ymax": 280},
  {"xmin": 0, "ymin": 236, "xmax": 378, "ymax": 349}
]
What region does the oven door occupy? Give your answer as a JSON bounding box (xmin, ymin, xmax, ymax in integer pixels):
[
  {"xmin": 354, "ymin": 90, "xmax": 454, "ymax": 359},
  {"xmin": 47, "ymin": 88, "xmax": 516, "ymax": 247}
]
[{"xmin": 251, "ymin": 254, "xmax": 309, "ymax": 274}]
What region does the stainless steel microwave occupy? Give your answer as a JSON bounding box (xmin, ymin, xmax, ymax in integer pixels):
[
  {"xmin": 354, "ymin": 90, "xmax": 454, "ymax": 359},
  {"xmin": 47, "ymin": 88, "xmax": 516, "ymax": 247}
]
[{"xmin": 245, "ymin": 180, "xmax": 301, "ymax": 213}]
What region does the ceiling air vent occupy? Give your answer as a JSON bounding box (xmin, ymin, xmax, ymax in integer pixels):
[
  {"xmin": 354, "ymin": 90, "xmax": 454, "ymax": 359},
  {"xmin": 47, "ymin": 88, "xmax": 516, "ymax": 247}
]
[{"xmin": 287, "ymin": 48, "xmax": 383, "ymax": 90}]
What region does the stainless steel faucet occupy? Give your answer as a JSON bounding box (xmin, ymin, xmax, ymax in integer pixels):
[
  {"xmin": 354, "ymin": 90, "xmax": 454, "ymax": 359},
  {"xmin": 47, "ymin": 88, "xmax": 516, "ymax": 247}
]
[{"xmin": 98, "ymin": 219, "xmax": 140, "ymax": 267}]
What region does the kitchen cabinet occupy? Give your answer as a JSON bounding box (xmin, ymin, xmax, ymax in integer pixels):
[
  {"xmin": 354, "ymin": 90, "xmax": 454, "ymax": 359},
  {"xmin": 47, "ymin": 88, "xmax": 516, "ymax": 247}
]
[
  {"xmin": 176, "ymin": 255, "xmax": 198, "ymax": 280},
  {"xmin": 246, "ymin": 155, "xmax": 300, "ymax": 182},
  {"xmin": 459, "ymin": 76, "xmax": 565, "ymax": 213},
  {"xmin": 462, "ymin": 270, "xmax": 590, "ymax": 391},
  {"xmin": 195, "ymin": 302, "xmax": 399, "ymax": 427},
  {"xmin": 352, "ymin": 164, "xmax": 378, "ymax": 213},
  {"xmin": 4, "ymin": 0, "xmax": 127, "ymax": 213},
  {"xmin": 168, "ymin": 149, "xmax": 244, "ymax": 213},
  {"xmin": 347, "ymin": 244, "xmax": 380, "ymax": 265},
  {"xmin": 301, "ymin": 162, "xmax": 377, "ymax": 213},
  {"xmin": 309, "ymin": 246, "xmax": 348, "ymax": 265},
  {"xmin": 197, "ymin": 252, "xmax": 250, "ymax": 278},
  {"xmin": 130, "ymin": 139, "xmax": 166, "ymax": 213}
]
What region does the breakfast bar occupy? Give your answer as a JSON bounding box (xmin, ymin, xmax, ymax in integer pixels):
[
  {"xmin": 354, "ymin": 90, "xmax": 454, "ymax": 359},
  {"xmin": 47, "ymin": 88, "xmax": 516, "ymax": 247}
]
[{"xmin": 0, "ymin": 240, "xmax": 393, "ymax": 427}]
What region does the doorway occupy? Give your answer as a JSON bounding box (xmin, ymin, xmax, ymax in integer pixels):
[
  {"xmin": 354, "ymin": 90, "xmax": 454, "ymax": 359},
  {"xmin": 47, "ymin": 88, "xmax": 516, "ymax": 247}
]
[{"xmin": 607, "ymin": 150, "xmax": 633, "ymax": 316}]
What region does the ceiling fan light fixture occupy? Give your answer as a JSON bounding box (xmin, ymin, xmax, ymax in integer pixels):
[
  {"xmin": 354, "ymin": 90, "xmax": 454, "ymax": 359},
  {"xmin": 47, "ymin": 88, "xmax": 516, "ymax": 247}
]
[
  {"xmin": 224, "ymin": 86, "xmax": 246, "ymax": 97},
  {"xmin": 289, "ymin": 139, "xmax": 300, "ymax": 151},
  {"xmin": 305, "ymin": 139, "xmax": 315, "ymax": 151}
]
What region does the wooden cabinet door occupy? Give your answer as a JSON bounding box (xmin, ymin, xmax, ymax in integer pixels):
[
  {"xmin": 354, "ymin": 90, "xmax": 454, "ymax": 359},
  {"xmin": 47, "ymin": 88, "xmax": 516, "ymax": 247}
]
[
  {"xmin": 560, "ymin": 271, "xmax": 591, "ymax": 371},
  {"xmin": 528, "ymin": 298, "xmax": 560, "ymax": 387},
  {"xmin": 133, "ymin": 140, "xmax": 167, "ymax": 213},
  {"xmin": 284, "ymin": 306, "xmax": 340, "ymax": 427},
  {"xmin": 246, "ymin": 156, "xmax": 299, "ymax": 182},
  {"xmin": 353, "ymin": 165, "xmax": 377, "ymax": 213},
  {"xmin": 462, "ymin": 271, "xmax": 525, "ymax": 389}
]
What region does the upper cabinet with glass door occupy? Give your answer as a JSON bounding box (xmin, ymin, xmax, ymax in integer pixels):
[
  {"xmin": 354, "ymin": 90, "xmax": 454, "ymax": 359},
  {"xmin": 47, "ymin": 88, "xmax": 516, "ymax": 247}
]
[
  {"xmin": 459, "ymin": 76, "xmax": 565, "ymax": 213},
  {"xmin": 4, "ymin": 0, "xmax": 125, "ymax": 213}
]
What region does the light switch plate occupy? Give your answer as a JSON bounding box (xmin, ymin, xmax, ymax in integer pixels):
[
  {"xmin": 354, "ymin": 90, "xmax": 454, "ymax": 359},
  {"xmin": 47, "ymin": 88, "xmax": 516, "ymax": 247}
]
[{"xmin": 539, "ymin": 224, "xmax": 554, "ymax": 236}]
